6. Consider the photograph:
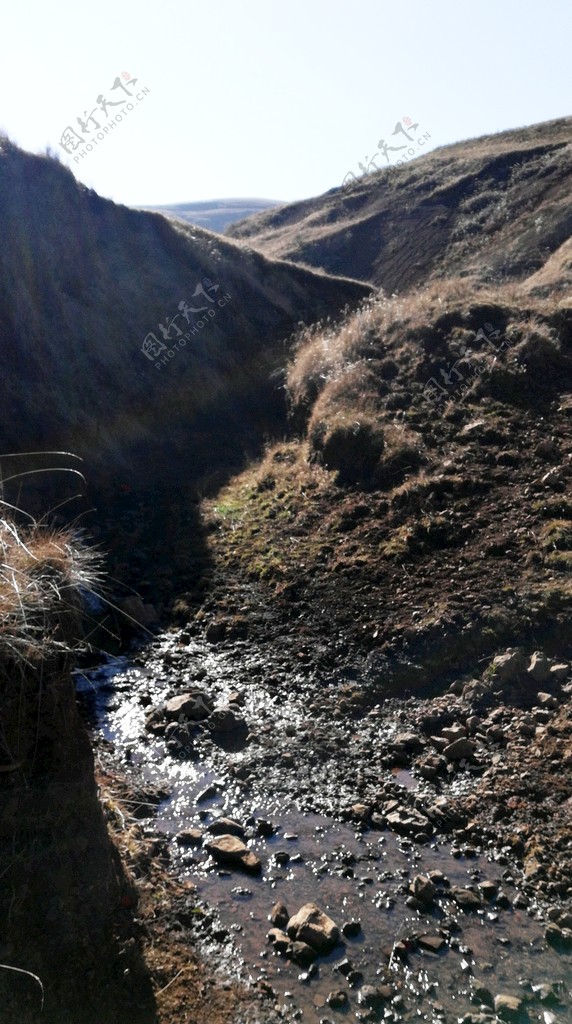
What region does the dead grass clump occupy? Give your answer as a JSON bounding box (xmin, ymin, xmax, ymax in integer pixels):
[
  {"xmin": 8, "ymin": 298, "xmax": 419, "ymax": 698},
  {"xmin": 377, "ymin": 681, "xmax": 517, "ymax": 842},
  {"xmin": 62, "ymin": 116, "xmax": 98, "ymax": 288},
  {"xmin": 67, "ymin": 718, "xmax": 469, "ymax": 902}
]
[{"xmin": 0, "ymin": 518, "xmax": 101, "ymax": 667}]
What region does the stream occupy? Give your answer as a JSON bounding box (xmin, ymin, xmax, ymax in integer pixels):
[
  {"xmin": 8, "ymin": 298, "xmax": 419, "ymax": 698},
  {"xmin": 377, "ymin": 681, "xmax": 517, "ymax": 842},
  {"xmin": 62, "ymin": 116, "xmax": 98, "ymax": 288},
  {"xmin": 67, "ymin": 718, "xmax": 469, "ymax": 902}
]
[{"xmin": 75, "ymin": 628, "xmax": 572, "ymax": 1023}]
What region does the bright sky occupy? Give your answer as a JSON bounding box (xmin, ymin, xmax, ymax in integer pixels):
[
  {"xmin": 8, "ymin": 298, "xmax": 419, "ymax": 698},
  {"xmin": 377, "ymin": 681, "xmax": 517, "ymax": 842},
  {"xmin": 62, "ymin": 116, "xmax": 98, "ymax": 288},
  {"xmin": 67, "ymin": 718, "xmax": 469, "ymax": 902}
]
[{"xmin": 2, "ymin": 0, "xmax": 570, "ymax": 208}]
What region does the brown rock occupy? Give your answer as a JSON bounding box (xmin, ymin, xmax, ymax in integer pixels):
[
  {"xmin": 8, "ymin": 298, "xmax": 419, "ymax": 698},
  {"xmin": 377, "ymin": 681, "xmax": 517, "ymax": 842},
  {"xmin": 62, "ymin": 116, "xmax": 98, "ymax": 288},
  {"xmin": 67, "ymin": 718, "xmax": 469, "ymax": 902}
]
[
  {"xmin": 287, "ymin": 902, "xmax": 340, "ymax": 953},
  {"xmin": 205, "ymin": 834, "xmax": 261, "ymax": 874}
]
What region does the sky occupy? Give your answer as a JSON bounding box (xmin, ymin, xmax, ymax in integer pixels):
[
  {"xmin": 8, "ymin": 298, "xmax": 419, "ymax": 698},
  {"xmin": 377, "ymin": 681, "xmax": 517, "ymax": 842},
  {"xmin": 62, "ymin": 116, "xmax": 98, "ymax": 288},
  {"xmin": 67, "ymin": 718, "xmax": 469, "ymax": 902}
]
[{"xmin": 1, "ymin": 0, "xmax": 570, "ymax": 209}]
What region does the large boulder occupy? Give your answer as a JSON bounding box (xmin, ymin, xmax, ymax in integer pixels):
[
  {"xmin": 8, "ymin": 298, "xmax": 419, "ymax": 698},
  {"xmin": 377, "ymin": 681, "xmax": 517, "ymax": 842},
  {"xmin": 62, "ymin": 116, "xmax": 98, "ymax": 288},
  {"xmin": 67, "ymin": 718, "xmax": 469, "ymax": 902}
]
[{"xmin": 287, "ymin": 902, "xmax": 340, "ymax": 953}]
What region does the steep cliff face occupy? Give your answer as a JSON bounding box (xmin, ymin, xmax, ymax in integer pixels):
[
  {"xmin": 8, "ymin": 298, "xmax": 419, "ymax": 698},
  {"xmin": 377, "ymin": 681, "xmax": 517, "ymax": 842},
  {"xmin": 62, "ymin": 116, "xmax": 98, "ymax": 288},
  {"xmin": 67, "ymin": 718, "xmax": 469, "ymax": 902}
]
[{"xmin": 0, "ymin": 524, "xmax": 154, "ymax": 1024}]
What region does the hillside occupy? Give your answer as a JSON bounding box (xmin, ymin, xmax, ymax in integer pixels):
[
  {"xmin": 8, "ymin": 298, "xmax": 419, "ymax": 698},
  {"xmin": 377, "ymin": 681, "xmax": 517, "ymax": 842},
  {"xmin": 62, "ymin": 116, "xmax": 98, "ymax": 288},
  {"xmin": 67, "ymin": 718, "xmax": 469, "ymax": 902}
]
[
  {"xmin": 227, "ymin": 116, "xmax": 572, "ymax": 294},
  {"xmin": 137, "ymin": 198, "xmax": 284, "ymax": 234},
  {"xmin": 0, "ymin": 139, "xmax": 369, "ymax": 499}
]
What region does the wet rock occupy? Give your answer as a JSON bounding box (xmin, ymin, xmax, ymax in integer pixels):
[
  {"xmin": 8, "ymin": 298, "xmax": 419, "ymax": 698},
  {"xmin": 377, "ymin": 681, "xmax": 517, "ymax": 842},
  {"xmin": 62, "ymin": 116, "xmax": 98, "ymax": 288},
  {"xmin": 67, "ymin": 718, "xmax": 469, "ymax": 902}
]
[
  {"xmin": 267, "ymin": 928, "xmax": 290, "ymax": 953},
  {"xmin": 444, "ymin": 737, "xmax": 475, "ymax": 761},
  {"xmin": 206, "ymin": 817, "xmax": 245, "ymax": 838},
  {"xmin": 164, "ymin": 691, "xmax": 213, "ymax": 721},
  {"xmin": 205, "ymin": 834, "xmax": 262, "ymax": 874},
  {"xmin": 287, "ymin": 940, "xmax": 318, "ymax": 967},
  {"xmin": 270, "ymin": 900, "xmax": 290, "ymax": 929},
  {"xmin": 175, "ymin": 828, "xmax": 203, "ymax": 846},
  {"xmin": 144, "ymin": 707, "xmax": 166, "ymax": 734},
  {"xmin": 494, "ymin": 994, "xmax": 524, "ymax": 1020},
  {"xmin": 341, "ymin": 920, "xmax": 361, "ymax": 938},
  {"xmin": 256, "ymin": 819, "xmax": 276, "ymax": 838},
  {"xmin": 451, "ymin": 886, "xmax": 482, "ymax": 911},
  {"xmin": 326, "ymin": 990, "xmax": 348, "ymax": 1010},
  {"xmin": 287, "ymin": 902, "xmax": 340, "ymax": 953},
  {"xmin": 334, "ymin": 957, "xmax": 354, "ymax": 976},
  {"xmin": 196, "ymin": 783, "xmax": 223, "ymax": 803},
  {"xmin": 527, "ymin": 652, "xmax": 552, "ymax": 684},
  {"xmin": 409, "ymin": 874, "xmax": 436, "ymax": 907},
  {"xmin": 385, "ymin": 806, "xmax": 432, "ymax": 837},
  {"xmin": 477, "ymin": 880, "xmax": 498, "ymax": 900},
  {"xmin": 545, "ymin": 922, "xmax": 572, "ymax": 948},
  {"xmin": 357, "ymin": 985, "xmax": 387, "ymax": 1009},
  {"xmin": 207, "ymin": 706, "xmax": 247, "ymax": 733},
  {"xmin": 418, "ymin": 933, "xmax": 446, "ymax": 952}
]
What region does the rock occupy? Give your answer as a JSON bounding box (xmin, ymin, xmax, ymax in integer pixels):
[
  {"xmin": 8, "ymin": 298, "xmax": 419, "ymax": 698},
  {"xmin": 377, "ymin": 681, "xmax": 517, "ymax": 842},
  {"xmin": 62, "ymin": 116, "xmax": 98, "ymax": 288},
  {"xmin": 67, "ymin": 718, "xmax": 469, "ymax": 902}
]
[
  {"xmin": 550, "ymin": 663, "xmax": 570, "ymax": 681},
  {"xmin": 326, "ymin": 990, "xmax": 349, "ymax": 1009},
  {"xmin": 287, "ymin": 940, "xmax": 318, "ymax": 967},
  {"xmin": 207, "ymin": 706, "xmax": 247, "ymax": 733},
  {"xmin": 478, "ymin": 880, "xmax": 498, "ymax": 900},
  {"xmin": 204, "ymin": 834, "xmax": 261, "ymax": 874},
  {"xmin": 144, "ymin": 707, "xmax": 166, "ymax": 734},
  {"xmin": 545, "ymin": 922, "xmax": 572, "ymax": 948},
  {"xmin": 409, "ymin": 874, "xmax": 436, "ymax": 907},
  {"xmin": 357, "ymin": 985, "xmax": 386, "ymax": 1008},
  {"xmin": 205, "ymin": 620, "xmax": 226, "ymax": 643},
  {"xmin": 466, "ymin": 715, "xmax": 482, "ymax": 734},
  {"xmin": 267, "ymin": 928, "xmax": 289, "ymax": 953},
  {"xmin": 341, "ymin": 920, "xmax": 361, "ymax": 938},
  {"xmin": 444, "ymin": 737, "xmax": 474, "ymax": 761},
  {"xmin": 196, "ymin": 783, "xmax": 222, "ymax": 804},
  {"xmin": 385, "ymin": 806, "xmax": 432, "ymax": 836},
  {"xmin": 527, "ymin": 652, "xmax": 552, "ymax": 684},
  {"xmin": 418, "ymin": 933, "xmax": 446, "ymax": 952},
  {"xmin": 270, "ymin": 900, "xmax": 289, "ymax": 929},
  {"xmin": 491, "ymin": 649, "xmax": 527, "ymax": 682},
  {"xmin": 165, "ymin": 691, "xmax": 213, "ymax": 721},
  {"xmin": 537, "ymin": 691, "xmax": 558, "ymax": 708},
  {"xmin": 395, "ymin": 731, "xmax": 424, "ymax": 751},
  {"xmin": 441, "ymin": 724, "xmax": 466, "ymax": 743},
  {"xmin": 451, "ymin": 886, "xmax": 482, "ymax": 911},
  {"xmin": 494, "ymin": 994, "xmax": 524, "ymax": 1020},
  {"xmin": 334, "ymin": 957, "xmax": 354, "ymax": 976},
  {"xmin": 473, "ymin": 985, "xmax": 494, "ymax": 1008},
  {"xmin": 175, "ymin": 828, "xmax": 203, "ymax": 846},
  {"xmin": 206, "ymin": 817, "xmax": 245, "ymax": 838},
  {"xmin": 287, "ymin": 902, "xmax": 340, "ymax": 953}
]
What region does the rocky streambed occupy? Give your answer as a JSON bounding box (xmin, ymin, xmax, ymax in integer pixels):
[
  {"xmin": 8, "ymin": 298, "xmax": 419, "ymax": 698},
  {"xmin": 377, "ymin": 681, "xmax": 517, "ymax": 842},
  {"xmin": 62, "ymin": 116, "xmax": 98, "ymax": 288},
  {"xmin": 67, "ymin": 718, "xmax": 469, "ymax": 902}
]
[{"xmin": 76, "ymin": 629, "xmax": 572, "ymax": 1023}]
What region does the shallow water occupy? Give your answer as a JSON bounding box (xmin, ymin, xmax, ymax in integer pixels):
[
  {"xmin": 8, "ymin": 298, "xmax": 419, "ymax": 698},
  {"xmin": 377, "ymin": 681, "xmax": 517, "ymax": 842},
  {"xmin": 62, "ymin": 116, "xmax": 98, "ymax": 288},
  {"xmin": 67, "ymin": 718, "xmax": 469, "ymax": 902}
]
[{"xmin": 76, "ymin": 645, "xmax": 572, "ymax": 1022}]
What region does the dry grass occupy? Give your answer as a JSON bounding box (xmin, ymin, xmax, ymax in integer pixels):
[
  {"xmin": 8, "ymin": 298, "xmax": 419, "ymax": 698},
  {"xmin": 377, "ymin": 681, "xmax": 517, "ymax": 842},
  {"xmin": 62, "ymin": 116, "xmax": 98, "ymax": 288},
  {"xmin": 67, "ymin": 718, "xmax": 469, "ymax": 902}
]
[{"xmin": 0, "ymin": 517, "xmax": 101, "ymax": 666}]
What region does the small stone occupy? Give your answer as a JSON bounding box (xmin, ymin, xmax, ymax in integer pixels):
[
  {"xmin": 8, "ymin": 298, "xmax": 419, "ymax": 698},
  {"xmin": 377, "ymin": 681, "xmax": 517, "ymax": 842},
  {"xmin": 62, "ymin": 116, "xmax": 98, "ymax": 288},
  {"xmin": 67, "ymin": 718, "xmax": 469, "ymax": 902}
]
[
  {"xmin": 494, "ymin": 994, "xmax": 524, "ymax": 1020},
  {"xmin": 205, "ymin": 834, "xmax": 261, "ymax": 874},
  {"xmin": 342, "ymin": 920, "xmax": 361, "ymax": 938},
  {"xmin": 528, "ymin": 652, "xmax": 552, "ymax": 684},
  {"xmin": 175, "ymin": 828, "xmax": 203, "ymax": 846},
  {"xmin": 165, "ymin": 691, "xmax": 213, "ymax": 721},
  {"xmin": 409, "ymin": 874, "xmax": 436, "ymax": 907},
  {"xmin": 207, "ymin": 817, "xmax": 245, "ymax": 838},
  {"xmin": 287, "ymin": 940, "xmax": 318, "ymax": 967},
  {"xmin": 444, "ymin": 737, "xmax": 474, "ymax": 761},
  {"xmin": 418, "ymin": 934, "xmax": 446, "ymax": 952},
  {"xmin": 478, "ymin": 880, "xmax": 498, "ymax": 900},
  {"xmin": 270, "ymin": 900, "xmax": 289, "ymax": 929},
  {"xmin": 451, "ymin": 886, "xmax": 482, "ymax": 911},
  {"xmin": 267, "ymin": 928, "xmax": 290, "ymax": 953},
  {"xmin": 326, "ymin": 990, "xmax": 348, "ymax": 1010}
]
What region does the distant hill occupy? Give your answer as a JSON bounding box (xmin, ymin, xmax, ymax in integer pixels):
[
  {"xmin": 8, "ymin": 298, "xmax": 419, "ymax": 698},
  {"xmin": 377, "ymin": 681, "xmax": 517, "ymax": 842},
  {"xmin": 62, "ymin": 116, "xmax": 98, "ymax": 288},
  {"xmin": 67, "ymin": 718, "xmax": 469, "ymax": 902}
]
[
  {"xmin": 137, "ymin": 198, "xmax": 284, "ymax": 234},
  {"xmin": 227, "ymin": 117, "xmax": 572, "ymax": 296}
]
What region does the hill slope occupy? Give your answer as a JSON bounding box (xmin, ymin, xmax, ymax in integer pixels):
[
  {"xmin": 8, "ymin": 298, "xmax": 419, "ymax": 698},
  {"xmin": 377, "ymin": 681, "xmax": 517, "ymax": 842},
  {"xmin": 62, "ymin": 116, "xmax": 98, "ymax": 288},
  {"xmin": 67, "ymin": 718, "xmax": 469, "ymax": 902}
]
[
  {"xmin": 0, "ymin": 140, "xmax": 369, "ymax": 497},
  {"xmin": 227, "ymin": 117, "xmax": 572, "ymax": 294}
]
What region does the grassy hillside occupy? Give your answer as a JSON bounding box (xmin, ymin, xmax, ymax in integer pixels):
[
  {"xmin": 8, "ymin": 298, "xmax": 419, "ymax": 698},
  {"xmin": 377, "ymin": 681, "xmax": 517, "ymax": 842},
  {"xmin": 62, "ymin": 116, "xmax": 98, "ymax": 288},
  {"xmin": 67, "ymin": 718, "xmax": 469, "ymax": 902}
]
[
  {"xmin": 202, "ymin": 274, "xmax": 572, "ymax": 687},
  {"xmin": 227, "ymin": 117, "xmax": 572, "ymax": 294},
  {"xmin": 0, "ymin": 139, "xmax": 370, "ymax": 498}
]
